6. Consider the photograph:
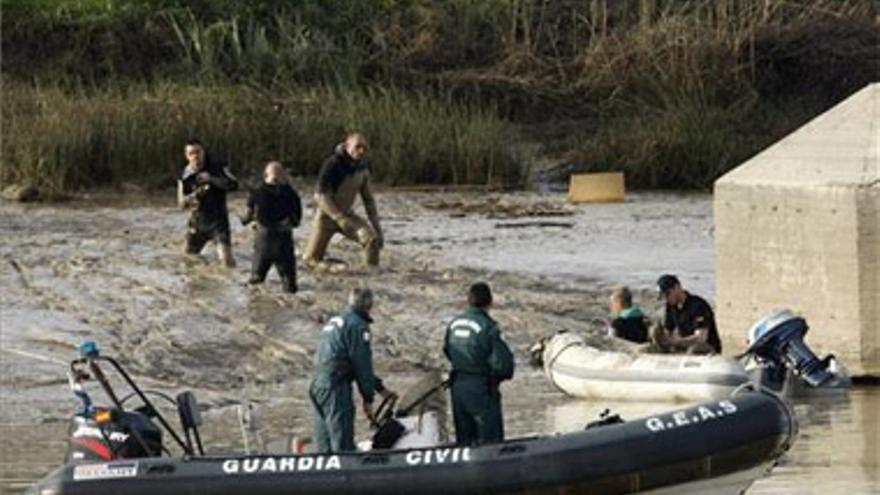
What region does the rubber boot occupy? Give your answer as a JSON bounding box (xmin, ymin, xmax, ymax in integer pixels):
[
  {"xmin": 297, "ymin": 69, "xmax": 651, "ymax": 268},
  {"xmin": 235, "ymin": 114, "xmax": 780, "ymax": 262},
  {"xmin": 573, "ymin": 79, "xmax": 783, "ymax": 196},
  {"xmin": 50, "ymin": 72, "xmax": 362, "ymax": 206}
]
[{"xmin": 218, "ymin": 243, "xmax": 236, "ymax": 268}]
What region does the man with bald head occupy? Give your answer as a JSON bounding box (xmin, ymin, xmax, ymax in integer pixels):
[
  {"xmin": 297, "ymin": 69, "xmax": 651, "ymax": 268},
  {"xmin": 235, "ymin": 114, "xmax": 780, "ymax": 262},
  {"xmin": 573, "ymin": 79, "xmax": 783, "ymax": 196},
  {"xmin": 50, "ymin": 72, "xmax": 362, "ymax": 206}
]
[
  {"xmin": 242, "ymin": 161, "xmax": 302, "ymax": 293},
  {"xmin": 304, "ymin": 133, "xmax": 384, "ymax": 269}
]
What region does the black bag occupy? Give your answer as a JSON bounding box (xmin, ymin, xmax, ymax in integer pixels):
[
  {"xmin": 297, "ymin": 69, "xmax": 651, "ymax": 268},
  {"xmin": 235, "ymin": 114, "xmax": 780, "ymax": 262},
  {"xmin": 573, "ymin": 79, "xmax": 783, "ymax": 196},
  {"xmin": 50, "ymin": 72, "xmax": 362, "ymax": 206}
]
[{"xmin": 371, "ymin": 418, "xmax": 406, "ymax": 449}]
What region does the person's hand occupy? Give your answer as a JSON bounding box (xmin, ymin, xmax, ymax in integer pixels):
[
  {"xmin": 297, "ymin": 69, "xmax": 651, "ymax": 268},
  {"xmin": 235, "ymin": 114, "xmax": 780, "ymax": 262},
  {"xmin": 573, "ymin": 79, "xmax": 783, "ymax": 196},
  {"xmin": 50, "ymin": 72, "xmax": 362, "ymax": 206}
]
[
  {"xmin": 378, "ymin": 388, "xmax": 397, "ymax": 401},
  {"xmin": 362, "ymin": 398, "xmax": 375, "ymax": 424},
  {"xmin": 197, "ymin": 171, "xmax": 211, "ymax": 183},
  {"xmin": 337, "ymin": 216, "xmax": 354, "ymax": 233}
]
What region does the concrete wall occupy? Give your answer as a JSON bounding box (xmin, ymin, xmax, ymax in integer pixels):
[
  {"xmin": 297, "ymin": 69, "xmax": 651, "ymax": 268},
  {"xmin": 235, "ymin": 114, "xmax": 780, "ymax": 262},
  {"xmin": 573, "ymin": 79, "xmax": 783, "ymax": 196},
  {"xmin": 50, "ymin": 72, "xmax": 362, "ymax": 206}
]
[{"xmin": 714, "ymin": 83, "xmax": 879, "ymax": 376}]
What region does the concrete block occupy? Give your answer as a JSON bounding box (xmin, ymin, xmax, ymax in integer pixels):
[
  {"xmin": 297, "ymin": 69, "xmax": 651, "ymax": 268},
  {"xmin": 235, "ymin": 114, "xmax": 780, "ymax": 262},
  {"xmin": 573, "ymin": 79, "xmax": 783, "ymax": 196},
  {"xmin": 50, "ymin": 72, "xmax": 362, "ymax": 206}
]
[{"xmin": 714, "ymin": 83, "xmax": 880, "ymax": 376}]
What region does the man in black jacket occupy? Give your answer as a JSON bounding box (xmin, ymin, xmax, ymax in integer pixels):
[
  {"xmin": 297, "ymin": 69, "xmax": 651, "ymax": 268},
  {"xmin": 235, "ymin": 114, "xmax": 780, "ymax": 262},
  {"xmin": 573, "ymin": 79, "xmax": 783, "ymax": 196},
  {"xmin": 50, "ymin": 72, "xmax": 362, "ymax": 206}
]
[
  {"xmin": 177, "ymin": 139, "xmax": 238, "ymax": 267},
  {"xmin": 242, "ymin": 161, "xmax": 302, "ymax": 293},
  {"xmin": 654, "ymin": 274, "xmax": 722, "ymax": 354}
]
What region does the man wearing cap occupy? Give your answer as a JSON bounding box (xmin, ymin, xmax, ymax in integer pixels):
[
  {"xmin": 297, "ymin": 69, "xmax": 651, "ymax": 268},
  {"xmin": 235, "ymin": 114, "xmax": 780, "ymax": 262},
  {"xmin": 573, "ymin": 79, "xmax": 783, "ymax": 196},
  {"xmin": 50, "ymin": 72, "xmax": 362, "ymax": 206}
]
[{"xmin": 654, "ymin": 274, "xmax": 721, "ymax": 354}]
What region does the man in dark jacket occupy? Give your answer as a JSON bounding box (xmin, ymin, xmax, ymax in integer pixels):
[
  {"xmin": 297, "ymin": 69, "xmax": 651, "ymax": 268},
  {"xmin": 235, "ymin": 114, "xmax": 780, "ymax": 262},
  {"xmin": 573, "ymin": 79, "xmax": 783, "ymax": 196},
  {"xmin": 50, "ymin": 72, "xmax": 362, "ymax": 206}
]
[
  {"xmin": 303, "ymin": 133, "xmax": 383, "ymax": 269},
  {"xmin": 242, "ymin": 161, "xmax": 302, "ymax": 293},
  {"xmin": 444, "ymin": 282, "xmax": 515, "ymax": 446},
  {"xmin": 177, "ymin": 139, "xmax": 238, "ymax": 267},
  {"xmin": 608, "ymin": 286, "xmax": 649, "ymax": 344},
  {"xmin": 655, "ymin": 274, "xmax": 722, "ymax": 354},
  {"xmin": 309, "ymin": 288, "xmax": 396, "ymax": 452}
]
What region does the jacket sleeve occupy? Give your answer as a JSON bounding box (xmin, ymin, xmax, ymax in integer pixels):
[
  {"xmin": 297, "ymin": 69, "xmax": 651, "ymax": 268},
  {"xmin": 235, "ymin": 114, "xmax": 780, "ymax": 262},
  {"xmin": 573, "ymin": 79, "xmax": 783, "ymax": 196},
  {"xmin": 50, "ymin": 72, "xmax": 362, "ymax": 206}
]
[
  {"xmin": 663, "ymin": 305, "xmax": 675, "ymax": 331},
  {"xmin": 206, "ymin": 166, "xmax": 239, "ymax": 191},
  {"xmin": 486, "ymin": 324, "xmax": 515, "ymax": 382},
  {"xmin": 347, "ymin": 322, "xmax": 382, "ymax": 403},
  {"xmin": 290, "ymin": 189, "xmax": 303, "ymax": 227}
]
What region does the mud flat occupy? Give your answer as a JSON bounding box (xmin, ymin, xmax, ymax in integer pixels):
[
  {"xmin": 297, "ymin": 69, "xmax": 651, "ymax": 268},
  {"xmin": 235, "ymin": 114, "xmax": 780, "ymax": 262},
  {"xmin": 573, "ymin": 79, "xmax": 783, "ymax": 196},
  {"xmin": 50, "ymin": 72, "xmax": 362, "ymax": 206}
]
[{"xmin": 10, "ymin": 190, "xmax": 876, "ymax": 494}]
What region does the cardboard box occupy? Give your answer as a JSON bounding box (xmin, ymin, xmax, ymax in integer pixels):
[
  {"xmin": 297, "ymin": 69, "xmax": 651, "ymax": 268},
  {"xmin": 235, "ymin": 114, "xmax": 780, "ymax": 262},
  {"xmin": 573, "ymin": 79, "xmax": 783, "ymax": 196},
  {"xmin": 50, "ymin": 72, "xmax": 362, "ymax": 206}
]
[{"xmin": 568, "ymin": 172, "xmax": 625, "ymax": 203}]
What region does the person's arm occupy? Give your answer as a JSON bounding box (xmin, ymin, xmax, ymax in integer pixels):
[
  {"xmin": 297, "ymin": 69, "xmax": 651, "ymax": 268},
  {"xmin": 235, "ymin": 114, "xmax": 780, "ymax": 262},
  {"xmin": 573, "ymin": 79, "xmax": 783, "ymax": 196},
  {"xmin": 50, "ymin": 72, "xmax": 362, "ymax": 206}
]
[
  {"xmin": 290, "ymin": 188, "xmax": 303, "ymax": 228},
  {"xmin": 676, "ymin": 301, "xmax": 713, "ymax": 346},
  {"xmin": 487, "ymin": 324, "xmax": 515, "ymax": 383},
  {"xmin": 241, "ymin": 190, "xmax": 257, "ymax": 226},
  {"xmin": 360, "ymin": 175, "xmax": 383, "ymax": 246},
  {"xmin": 347, "ymin": 322, "xmax": 382, "ymax": 404},
  {"xmin": 609, "ymin": 318, "xmax": 624, "ymax": 339},
  {"xmin": 204, "ymin": 166, "xmax": 239, "ymax": 191},
  {"xmin": 177, "ymin": 178, "xmax": 202, "ymax": 209}
]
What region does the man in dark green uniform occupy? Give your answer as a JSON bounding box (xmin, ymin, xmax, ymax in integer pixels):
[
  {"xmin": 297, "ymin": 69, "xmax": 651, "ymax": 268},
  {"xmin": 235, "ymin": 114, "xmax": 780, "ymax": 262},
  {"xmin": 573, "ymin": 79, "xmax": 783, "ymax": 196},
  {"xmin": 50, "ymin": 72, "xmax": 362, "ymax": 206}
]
[
  {"xmin": 444, "ymin": 282, "xmax": 515, "ymax": 446},
  {"xmin": 309, "ymin": 288, "xmax": 396, "ymax": 452}
]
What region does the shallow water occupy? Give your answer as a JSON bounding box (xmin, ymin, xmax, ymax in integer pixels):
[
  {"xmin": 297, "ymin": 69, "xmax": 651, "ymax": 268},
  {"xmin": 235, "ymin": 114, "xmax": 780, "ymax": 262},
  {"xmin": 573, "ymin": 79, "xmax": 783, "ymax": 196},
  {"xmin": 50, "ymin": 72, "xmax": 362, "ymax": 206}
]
[{"xmin": 1, "ymin": 191, "xmax": 876, "ymax": 493}]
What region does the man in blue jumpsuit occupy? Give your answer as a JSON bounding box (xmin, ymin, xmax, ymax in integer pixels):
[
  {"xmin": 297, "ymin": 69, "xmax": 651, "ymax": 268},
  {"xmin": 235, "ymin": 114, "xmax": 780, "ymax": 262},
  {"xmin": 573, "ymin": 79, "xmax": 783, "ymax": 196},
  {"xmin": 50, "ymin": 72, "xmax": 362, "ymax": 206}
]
[
  {"xmin": 444, "ymin": 282, "xmax": 515, "ymax": 446},
  {"xmin": 309, "ymin": 288, "xmax": 396, "ymax": 452}
]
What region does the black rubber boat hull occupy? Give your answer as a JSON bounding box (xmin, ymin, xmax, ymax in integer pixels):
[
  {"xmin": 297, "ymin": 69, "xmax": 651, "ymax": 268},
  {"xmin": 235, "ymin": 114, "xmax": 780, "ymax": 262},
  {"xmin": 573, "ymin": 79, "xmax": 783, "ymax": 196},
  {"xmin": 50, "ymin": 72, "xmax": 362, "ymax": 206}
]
[{"xmin": 28, "ymin": 391, "xmax": 794, "ymax": 495}]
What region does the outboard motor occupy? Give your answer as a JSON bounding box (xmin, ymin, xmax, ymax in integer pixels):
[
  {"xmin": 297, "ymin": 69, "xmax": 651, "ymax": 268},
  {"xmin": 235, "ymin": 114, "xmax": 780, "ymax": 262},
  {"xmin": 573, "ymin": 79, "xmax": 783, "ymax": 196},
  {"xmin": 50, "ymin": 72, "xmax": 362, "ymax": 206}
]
[
  {"xmin": 66, "ymin": 407, "xmax": 163, "ymax": 462},
  {"xmin": 743, "ymin": 309, "xmax": 836, "ymax": 388}
]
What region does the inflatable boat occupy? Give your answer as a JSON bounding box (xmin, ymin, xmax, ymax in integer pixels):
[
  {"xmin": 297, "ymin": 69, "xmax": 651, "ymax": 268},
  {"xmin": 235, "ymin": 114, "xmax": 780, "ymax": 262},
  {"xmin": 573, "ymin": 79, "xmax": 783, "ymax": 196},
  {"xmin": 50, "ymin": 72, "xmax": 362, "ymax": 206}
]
[
  {"xmin": 538, "ymin": 331, "xmax": 750, "ymax": 402},
  {"xmin": 29, "ymin": 343, "xmax": 795, "ymax": 495},
  {"xmin": 535, "ymin": 309, "xmax": 849, "ymax": 403}
]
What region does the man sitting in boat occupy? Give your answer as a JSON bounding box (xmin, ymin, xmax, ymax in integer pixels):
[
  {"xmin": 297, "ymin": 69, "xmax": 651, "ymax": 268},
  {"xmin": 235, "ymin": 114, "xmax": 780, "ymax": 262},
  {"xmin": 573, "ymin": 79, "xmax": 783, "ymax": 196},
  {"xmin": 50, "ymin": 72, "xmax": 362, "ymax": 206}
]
[
  {"xmin": 309, "ymin": 288, "xmax": 397, "ymax": 452},
  {"xmin": 444, "ymin": 282, "xmax": 515, "ymax": 446},
  {"xmin": 607, "ymin": 286, "xmax": 649, "ymax": 344},
  {"xmin": 654, "ymin": 274, "xmax": 722, "ymax": 354}
]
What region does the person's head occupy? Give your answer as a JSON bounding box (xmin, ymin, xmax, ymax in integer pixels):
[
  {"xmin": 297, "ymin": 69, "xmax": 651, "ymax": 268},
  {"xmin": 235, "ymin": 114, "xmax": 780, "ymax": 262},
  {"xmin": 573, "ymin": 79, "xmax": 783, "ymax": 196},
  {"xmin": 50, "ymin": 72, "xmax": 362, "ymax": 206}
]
[
  {"xmin": 344, "ymin": 132, "xmax": 368, "ymax": 161},
  {"xmin": 184, "ymin": 139, "xmax": 205, "ymax": 168},
  {"xmin": 349, "ymin": 287, "xmax": 374, "ymax": 314},
  {"xmin": 468, "ymin": 282, "xmax": 493, "ymax": 309},
  {"xmin": 609, "ymin": 286, "xmax": 633, "ymax": 314},
  {"xmin": 264, "ymin": 161, "xmax": 287, "ymax": 185},
  {"xmin": 657, "ymin": 274, "xmax": 685, "ymax": 306}
]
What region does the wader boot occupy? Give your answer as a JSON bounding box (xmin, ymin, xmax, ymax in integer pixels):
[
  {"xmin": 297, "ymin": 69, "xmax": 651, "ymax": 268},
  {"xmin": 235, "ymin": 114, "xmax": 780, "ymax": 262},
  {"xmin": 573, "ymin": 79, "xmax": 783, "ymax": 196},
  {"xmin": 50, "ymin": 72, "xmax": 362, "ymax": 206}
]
[
  {"xmin": 450, "ymin": 375, "xmax": 504, "ymax": 446},
  {"xmin": 304, "ymin": 212, "xmax": 380, "ymax": 267},
  {"xmin": 217, "ymin": 242, "xmax": 236, "ymax": 268}
]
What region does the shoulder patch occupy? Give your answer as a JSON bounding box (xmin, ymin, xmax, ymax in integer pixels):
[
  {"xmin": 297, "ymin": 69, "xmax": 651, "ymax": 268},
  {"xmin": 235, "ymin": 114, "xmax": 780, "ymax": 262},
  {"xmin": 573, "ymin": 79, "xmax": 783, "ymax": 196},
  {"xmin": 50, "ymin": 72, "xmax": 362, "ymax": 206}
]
[
  {"xmin": 450, "ymin": 318, "xmax": 482, "ymax": 336},
  {"xmin": 322, "ymin": 316, "xmax": 345, "ymax": 333}
]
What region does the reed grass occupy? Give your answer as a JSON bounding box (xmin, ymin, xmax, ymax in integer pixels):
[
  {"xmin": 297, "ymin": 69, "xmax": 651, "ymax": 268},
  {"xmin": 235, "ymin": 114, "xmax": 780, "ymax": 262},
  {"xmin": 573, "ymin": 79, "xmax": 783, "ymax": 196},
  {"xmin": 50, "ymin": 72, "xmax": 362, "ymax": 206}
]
[
  {"xmin": 2, "ymin": 0, "xmax": 877, "ymax": 191},
  {"xmin": 1, "ymin": 82, "xmax": 524, "ymax": 194}
]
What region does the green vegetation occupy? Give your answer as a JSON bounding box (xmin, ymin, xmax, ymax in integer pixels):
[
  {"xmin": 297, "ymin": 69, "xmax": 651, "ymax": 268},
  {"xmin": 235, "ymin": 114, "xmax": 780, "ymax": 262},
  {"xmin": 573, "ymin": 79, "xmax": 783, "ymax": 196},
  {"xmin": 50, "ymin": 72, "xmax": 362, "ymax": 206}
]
[{"xmin": 2, "ymin": 0, "xmax": 877, "ymax": 194}]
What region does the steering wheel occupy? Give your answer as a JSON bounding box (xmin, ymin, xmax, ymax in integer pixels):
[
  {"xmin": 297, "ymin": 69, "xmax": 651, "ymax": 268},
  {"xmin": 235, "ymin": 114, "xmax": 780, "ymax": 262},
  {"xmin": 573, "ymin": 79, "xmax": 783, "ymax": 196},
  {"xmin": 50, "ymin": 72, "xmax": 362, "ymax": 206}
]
[{"xmin": 370, "ymin": 393, "xmax": 398, "ymax": 429}]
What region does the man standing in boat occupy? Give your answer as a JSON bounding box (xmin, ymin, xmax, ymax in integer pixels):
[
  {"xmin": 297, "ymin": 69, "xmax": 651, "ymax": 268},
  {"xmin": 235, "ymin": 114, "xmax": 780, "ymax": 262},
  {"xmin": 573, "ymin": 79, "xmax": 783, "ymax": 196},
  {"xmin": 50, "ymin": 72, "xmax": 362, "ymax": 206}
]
[
  {"xmin": 303, "ymin": 132, "xmax": 384, "ymax": 269},
  {"xmin": 241, "ymin": 161, "xmax": 302, "ymax": 293},
  {"xmin": 178, "ymin": 139, "xmax": 239, "ymax": 267},
  {"xmin": 444, "ymin": 282, "xmax": 515, "ymax": 446},
  {"xmin": 608, "ymin": 286, "xmax": 649, "ymax": 344},
  {"xmin": 309, "ymin": 288, "xmax": 397, "ymax": 452},
  {"xmin": 655, "ymin": 274, "xmax": 722, "ymax": 354}
]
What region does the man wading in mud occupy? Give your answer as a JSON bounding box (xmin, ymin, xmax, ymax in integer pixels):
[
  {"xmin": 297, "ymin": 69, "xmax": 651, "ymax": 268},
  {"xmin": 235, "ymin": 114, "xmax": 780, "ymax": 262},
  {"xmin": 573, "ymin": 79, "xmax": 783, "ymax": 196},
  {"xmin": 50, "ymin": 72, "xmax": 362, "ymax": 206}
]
[
  {"xmin": 177, "ymin": 139, "xmax": 239, "ymax": 267},
  {"xmin": 303, "ymin": 132, "xmax": 384, "ymax": 270},
  {"xmin": 309, "ymin": 288, "xmax": 397, "ymax": 452},
  {"xmin": 241, "ymin": 161, "xmax": 302, "ymax": 293},
  {"xmin": 444, "ymin": 282, "xmax": 515, "ymax": 446}
]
